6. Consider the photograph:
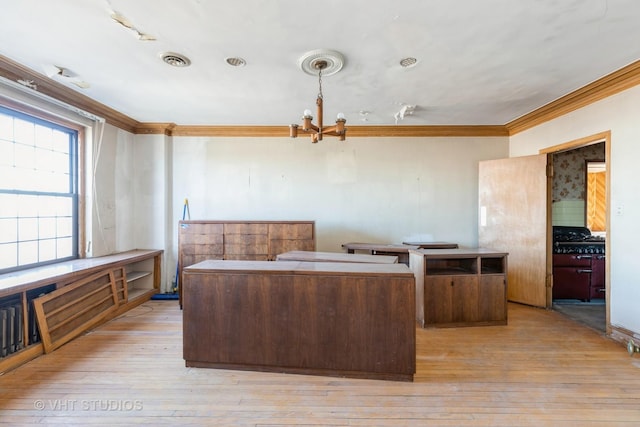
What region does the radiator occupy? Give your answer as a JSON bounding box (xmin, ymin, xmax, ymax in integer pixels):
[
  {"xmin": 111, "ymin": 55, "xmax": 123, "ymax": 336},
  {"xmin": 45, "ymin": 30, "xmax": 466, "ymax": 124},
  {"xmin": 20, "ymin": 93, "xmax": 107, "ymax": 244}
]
[{"xmin": 0, "ymin": 303, "xmax": 25, "ymax": 358}]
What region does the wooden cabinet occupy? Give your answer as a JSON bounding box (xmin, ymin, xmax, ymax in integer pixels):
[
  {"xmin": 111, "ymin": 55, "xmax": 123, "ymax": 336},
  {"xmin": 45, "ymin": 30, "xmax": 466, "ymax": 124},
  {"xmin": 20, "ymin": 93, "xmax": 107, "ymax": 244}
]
[
  {"xmin": 178, "ymin": 220, "xmax": 315, "ymax": 306},
  {"xmin": 0, "ymin": 249, "xmax": 162, "ymax": 373},
  {"xmin": 182, "ymin": 260, "xmax": 415, "ymax": 381},
  {"xmin": 409, "ymin": 248, "xmax": 508, "ymax": 328}
]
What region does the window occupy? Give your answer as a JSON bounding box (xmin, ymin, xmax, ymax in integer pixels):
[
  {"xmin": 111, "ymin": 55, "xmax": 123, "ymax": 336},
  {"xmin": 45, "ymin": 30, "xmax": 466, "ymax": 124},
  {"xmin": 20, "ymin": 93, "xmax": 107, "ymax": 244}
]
[{"xmin": 0, "ymin": 106, "xmax": 79, "ymax": 273}]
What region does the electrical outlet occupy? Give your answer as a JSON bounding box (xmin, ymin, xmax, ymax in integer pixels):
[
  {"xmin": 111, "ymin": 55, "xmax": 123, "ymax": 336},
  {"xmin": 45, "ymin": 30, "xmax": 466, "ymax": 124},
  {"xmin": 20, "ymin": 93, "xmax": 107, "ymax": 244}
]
[{"xmin": 615, "ymin": 205, "xmax": 624, "ymax": 216}]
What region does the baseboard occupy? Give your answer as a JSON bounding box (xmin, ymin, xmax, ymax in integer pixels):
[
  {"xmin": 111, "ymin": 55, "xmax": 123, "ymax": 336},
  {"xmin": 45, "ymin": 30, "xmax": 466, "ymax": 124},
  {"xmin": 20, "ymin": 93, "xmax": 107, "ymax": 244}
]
[{"xmin": 610, "ymin": 324, "xmax": 640, "ymax": 347}]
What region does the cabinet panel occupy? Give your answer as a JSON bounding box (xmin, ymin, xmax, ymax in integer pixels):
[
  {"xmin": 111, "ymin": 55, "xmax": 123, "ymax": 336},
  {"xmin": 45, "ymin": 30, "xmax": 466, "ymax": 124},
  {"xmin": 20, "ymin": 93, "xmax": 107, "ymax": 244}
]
[
  {"xmin": 270, "ymin": 239, "xmax": 315, "ymax": 256},
  {"xmin": 425, "ymin": 276, "xmax": 455, "ymax": 325},
  {"xmin": 269, "ymin": 223, "xmax": 314, "ymax": 240},
  {"xmin": 224, "ymin": 223, "xmax": 268, "ymax": 235},
  {"xmin": 479, "ymin": 276, "xmax": 507, "ymax": 322},
  {"xmin": 451, "ymin": 276, "xmax": 479, "ymax": 323}
]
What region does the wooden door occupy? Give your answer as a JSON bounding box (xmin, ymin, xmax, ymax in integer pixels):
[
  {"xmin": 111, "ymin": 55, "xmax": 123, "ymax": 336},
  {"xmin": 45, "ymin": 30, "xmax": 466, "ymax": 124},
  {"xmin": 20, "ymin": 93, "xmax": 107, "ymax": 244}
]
[{"xmin": 478, "ymin": 154, "xmax": 551, "ymax": 308}]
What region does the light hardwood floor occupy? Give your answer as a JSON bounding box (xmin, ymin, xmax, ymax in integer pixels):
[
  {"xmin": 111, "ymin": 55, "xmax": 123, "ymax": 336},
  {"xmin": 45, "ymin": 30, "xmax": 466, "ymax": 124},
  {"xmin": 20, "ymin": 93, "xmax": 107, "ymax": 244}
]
[{"xmin": 0, "ymin": 301, "xmax": 639, "ymax": 426}]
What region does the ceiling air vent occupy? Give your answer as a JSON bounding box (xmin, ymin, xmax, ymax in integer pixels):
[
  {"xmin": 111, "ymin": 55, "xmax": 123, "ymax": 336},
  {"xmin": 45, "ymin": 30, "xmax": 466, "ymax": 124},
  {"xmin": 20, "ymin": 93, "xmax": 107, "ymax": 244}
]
[
  {"xmin": 400, "ymin": 57, "xmax": 418, "ymax": 68},
  {"xmin": 225, "ymin": 57, "xmax": 246, "ymax": 67},
  {"xmin": 160, "ymin": 52, "xmax": 191, "ymax": 67}
]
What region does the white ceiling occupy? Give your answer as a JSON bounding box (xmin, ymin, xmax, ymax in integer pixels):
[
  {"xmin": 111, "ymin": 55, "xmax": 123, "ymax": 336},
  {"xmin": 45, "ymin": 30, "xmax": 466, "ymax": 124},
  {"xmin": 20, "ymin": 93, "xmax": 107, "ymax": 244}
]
[{"xmin": 2, "ymin": 0, "xmax": 640, "ymax": 127}]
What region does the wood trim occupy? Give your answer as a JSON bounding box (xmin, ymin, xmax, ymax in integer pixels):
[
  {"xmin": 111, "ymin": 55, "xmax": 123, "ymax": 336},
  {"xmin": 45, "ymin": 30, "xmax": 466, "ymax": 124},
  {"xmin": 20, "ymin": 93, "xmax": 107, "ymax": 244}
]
[
  {"xmin": 0, "ymin": 343, "xmax": 43, "ymax": 374},
  {"xmin": 610, "ymin": 324, "xmax": 640, "ymax": 347},
  {"xmin": 539, "ymin": 131, "xmax": 611, "ymax": 154},
  {"xmin": 507, "ymin": 60, "xmax": 640, "ymax": 135},
  {"xmin": 133, "ymin": 122, "xmax": 177, "ymax": 135},
  {"xmin": 0, "ymin": 54, "xmax": 139, "ymax": 132},
  {"xmin": 343, "ymin": 125, "xmax": 509, "ymax": 137},
  {"xmin": 149, "ymin": 124, "xmax": 509, "ymax": 137}
]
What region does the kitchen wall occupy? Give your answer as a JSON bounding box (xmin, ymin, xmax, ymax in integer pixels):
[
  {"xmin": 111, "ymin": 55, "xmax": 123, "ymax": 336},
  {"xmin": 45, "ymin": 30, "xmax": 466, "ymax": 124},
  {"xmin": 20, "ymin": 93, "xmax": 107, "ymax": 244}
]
[
  {"xmin": 552, "ymin": 142, "xmax": 605, "ymax": 226},
  {"xmin": 510, "ymin": 84, "xmax": 640, "ymax": 336}
]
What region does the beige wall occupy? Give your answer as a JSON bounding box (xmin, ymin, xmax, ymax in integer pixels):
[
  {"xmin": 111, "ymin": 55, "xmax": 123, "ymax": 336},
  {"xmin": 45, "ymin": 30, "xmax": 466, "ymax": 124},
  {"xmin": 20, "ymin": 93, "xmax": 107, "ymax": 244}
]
[{"xmin": 165, "ymin": 135, "xmax": 507, "ymax": 287}]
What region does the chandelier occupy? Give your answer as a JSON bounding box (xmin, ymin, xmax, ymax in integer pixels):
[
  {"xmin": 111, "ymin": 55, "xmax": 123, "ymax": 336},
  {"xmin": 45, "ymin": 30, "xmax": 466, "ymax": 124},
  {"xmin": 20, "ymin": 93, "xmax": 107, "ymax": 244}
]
[{"xmin": 289, "ymin": 50, "xmax": 346, "ymax": 143}]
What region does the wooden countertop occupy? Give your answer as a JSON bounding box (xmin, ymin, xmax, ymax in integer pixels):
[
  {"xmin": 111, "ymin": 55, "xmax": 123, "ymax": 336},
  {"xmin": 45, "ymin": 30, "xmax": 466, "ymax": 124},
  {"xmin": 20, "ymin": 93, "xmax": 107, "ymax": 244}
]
[
  {"xmin": 0, "ymin": 249, "xmax": 163, "ymax": 296},
  {"xmin": 276, "ymin": 250, "xmax": 398, "ymax": 264},
  {"xmin": 409, "ymin": 247, "xmax": 509, "ymax": 257},
  {"xmin": 341, "ymin": 242, "xmax": 419, "ymax": 253},
  {"xmin": 184, "ymin": 259, "xmax": 413, "ymax": 277},
  {"xmin": 402, "ymin": 242, "xmax": 459, "ymax": 249}
]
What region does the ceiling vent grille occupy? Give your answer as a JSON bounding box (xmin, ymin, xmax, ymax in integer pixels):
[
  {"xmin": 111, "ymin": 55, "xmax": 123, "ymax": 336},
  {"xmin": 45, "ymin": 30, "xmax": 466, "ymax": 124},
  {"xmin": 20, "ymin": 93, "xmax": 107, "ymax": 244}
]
[{"xmin": 161, "ymin": 52, "xmax": 191, "ymax": 67}]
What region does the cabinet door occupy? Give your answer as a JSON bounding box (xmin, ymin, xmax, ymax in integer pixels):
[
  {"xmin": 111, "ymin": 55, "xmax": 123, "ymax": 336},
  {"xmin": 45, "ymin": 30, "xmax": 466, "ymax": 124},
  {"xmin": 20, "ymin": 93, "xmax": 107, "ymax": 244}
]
[
  {"xmin": 425, "ymin": 276, "xmax": 454, "ymax": 325},
  {"xmin": 268, "ymin": 223, "xmax": 315, "ymax": 259},
  {"xmin": 425, "ymin": 276, "xmax": 478, "ymax": 325},
  {"xmin": 479, "ymin": 276, "xmax": 507, "ymax": 322},
  {"xmin": 590, "ymin": 255, "xmax": 605, "ymax": 300},
  {"xmin": 451, "ymin": 276, "xmax": 479, "ymax": 323}
]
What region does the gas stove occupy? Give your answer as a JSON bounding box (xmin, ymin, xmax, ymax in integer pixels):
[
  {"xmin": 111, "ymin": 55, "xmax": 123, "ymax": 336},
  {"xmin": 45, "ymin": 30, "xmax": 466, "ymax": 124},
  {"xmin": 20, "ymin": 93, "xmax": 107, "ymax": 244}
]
[{"xmin": 553, "ymin": 226, "xmax": 605, "ymax": 254}]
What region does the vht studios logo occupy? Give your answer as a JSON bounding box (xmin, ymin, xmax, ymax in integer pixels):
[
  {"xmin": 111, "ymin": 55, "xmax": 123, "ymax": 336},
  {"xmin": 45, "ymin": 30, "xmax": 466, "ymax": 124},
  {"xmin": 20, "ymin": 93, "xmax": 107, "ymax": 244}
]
[{"xmin": 34, "ymin": 399, "xmax": 143, "ymax": 411}]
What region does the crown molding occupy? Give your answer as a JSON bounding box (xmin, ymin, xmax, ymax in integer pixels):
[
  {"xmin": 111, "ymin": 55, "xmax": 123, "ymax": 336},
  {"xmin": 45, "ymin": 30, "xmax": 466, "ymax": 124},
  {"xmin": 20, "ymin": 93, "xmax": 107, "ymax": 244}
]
[
  {"xmin": 506, "ymin": 59, "xmax": 640, "ymax": 135},
  {"xmin": 0, "ymin": 55, "xmax": 140, "ymax": 132},
  {"xmin": 153, "ymin": 124, "xmax": 509, "ymax": 137}
]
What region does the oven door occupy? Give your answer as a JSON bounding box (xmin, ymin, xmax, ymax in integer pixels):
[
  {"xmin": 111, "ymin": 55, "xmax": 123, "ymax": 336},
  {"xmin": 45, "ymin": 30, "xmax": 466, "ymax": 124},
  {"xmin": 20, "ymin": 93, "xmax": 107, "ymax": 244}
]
[{"xmin": 553, "ymin": 266, "xmax": 591, "ymax": 300}]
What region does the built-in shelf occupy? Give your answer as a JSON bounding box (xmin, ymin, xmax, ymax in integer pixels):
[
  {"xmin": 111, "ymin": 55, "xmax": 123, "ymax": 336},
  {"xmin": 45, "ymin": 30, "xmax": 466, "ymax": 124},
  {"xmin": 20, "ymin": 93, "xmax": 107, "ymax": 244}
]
[
  {"xmin": 127, "ymin": 271, "xmax": 151, "ymax": 282},
  {"xmin": 0, "ymin": 249, "xmax": 162, "ymax": 374}
]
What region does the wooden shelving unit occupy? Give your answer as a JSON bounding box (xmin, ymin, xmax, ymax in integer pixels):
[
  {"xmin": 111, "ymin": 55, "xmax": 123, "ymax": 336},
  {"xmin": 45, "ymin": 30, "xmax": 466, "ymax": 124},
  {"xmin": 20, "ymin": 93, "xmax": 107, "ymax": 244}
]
[
  {"xmin": 0, "ymin": 249, "xmax": 162, "ymax": 373},
  {"xmin": 409, "ymin": 248, "xmax": 508, "ymax": 328}
]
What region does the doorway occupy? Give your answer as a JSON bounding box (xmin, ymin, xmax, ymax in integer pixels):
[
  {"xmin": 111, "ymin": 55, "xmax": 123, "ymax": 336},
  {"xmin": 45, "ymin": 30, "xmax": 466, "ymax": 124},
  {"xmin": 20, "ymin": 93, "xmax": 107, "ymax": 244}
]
[{"xmin": 547, "ymin": 137, "xmax": 608, "ymax": 333}]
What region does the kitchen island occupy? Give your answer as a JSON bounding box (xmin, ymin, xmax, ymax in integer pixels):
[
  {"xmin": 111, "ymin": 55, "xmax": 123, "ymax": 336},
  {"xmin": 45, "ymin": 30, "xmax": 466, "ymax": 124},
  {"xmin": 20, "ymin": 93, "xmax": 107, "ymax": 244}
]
[{"xmin": 182, "ymin": 260, "xmax": 416, "ymax": 381}]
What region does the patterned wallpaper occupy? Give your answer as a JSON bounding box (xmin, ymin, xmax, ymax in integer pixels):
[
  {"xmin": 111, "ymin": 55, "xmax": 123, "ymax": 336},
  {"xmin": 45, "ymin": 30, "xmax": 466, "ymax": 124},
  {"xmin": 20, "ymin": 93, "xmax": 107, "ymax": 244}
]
[{"xmin": 553, "ymin": 142, "xmax": 605, "ymax": 202}]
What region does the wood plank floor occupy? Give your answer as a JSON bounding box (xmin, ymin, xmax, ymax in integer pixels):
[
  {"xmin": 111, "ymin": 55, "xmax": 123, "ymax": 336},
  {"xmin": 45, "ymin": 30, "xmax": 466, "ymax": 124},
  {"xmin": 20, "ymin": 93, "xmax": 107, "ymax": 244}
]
[{"xmin": 1, "ymin": 301, "xmax": 639, "ymax": 426}]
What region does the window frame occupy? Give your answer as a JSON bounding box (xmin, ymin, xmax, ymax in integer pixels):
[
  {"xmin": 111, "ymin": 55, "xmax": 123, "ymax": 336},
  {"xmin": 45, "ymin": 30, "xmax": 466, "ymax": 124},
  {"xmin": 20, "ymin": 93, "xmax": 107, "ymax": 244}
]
[{"xmin": 0, "ymin": 100, "xmax": 86, "ymax": 273}]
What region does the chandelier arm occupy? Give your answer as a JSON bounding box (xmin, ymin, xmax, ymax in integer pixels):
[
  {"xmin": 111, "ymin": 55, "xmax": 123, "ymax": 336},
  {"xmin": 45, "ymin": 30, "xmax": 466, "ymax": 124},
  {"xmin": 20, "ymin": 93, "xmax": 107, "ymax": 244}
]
[{"xmin": 316, "ymin": 96, "xmax": 323, "ymax": 141}]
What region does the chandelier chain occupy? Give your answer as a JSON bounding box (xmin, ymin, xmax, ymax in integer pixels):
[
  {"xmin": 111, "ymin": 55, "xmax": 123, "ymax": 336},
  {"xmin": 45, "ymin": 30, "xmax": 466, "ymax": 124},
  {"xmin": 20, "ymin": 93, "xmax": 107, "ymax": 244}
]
[{"xmin": 317, "ymin": 68, "xmax": 323, "ymax": 99}]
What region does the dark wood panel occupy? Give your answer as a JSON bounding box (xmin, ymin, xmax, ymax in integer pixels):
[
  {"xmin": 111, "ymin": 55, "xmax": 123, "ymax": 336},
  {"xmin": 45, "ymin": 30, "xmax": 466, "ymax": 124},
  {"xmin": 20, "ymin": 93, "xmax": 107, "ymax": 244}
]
[
  {"xmin": 182, "ymin": 261, "xmax": 415, "ymax": 381},
  {"xmin": 177, "ymin": 221, "xmax": 316, "ymax": 306}
]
